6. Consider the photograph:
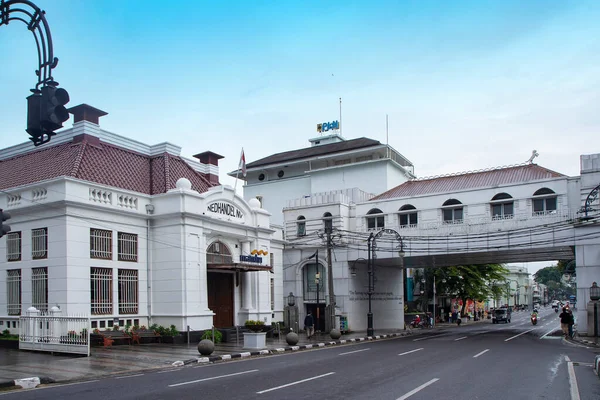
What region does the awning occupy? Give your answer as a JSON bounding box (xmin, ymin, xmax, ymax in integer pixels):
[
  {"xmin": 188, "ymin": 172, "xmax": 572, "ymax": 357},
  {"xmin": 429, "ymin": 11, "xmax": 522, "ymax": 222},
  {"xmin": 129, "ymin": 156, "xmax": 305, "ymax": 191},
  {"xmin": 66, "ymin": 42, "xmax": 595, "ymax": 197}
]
[{"xmin": 207, "ymin": 263, "xmax": 273, "ymax": 272}]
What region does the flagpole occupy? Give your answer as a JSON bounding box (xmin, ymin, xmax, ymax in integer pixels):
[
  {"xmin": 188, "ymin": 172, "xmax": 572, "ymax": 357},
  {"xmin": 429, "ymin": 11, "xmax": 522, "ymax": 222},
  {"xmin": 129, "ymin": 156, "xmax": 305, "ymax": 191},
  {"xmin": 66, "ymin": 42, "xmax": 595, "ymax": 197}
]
[{"xmin": 233, "ymin": 147, "xmax": 245, "ymax": 197}]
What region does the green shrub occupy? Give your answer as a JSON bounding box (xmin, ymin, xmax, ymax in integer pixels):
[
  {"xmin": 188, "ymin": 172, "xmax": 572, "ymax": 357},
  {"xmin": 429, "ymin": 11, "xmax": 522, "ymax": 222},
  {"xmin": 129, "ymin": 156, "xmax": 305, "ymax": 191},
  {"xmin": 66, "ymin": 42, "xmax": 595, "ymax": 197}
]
[
  {"xmin": 2, "ymin": 329, "xmax": 10, "ymax": 337},
  {"xmin": 201, "ymin": 329, "xmax": 222, "ymax": 344}
]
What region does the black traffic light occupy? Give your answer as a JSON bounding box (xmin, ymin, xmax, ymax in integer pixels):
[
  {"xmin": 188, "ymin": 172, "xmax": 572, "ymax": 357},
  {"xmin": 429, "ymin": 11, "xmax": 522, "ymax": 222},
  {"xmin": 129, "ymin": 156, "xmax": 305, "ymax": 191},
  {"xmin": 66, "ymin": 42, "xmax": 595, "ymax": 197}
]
[
  {"xmin": 26, "ymin": 84, "xmax": 70, "ymax": 146},
  {"xmin": 0, "ymin": 209, "xmax": 11, "ymax": 239},
  {"xmin": 40, "ymin": 85, "xmax": 70, "ymax": 132},
  {"xmin": 27, "ymin": 92, "xmax": 43, "ymax": 140}
]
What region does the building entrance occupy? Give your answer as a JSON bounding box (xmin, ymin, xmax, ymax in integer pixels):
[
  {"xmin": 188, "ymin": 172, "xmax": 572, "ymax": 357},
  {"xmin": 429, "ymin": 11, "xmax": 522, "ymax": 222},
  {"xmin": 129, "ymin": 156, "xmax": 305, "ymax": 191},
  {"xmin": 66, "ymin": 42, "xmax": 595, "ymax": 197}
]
[{"xmin": 207, "ymin": 272, "xmax": 234, "ymax": 327}]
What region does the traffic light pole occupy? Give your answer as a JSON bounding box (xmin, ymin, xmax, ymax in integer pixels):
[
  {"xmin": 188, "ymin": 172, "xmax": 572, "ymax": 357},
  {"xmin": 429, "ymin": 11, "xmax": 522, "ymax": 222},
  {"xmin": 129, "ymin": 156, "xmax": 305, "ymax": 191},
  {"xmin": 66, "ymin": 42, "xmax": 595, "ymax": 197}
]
[{"xmin": 1, "ymin": 0, "xmax": 70, "ymax": 146}]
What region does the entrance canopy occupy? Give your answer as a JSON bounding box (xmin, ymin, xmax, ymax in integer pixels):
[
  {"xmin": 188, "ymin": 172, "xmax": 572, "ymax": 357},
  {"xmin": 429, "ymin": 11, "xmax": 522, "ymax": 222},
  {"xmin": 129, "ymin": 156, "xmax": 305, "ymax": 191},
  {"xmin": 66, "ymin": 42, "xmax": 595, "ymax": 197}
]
[{"xmin": 208, "ymin": 263, "xmax": 273, "ymax": 272}]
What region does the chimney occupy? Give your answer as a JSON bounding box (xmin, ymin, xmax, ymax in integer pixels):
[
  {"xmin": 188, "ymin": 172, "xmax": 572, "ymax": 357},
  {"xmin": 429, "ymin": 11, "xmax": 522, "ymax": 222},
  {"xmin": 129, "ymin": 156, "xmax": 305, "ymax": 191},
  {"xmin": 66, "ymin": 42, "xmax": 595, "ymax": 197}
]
[
  {"xmin": 194, "ymin": 151, "xmax": 224, "ymax": 185},
  {"xmin": 67, "ymin": 104, "xmax": 108, "ymax": 125}
]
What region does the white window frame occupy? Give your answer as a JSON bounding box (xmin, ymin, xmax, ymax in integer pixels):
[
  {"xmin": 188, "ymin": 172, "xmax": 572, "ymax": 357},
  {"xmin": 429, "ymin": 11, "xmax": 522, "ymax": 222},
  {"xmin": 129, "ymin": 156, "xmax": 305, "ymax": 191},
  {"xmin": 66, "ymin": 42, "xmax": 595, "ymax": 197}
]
[
  {"xmin": 366, "ymin": 210, "xmax": 385, "ymax": 230},
  {"xmin": 491, "ymin": 202, "xmax": 514, "ymax": 220},
  {"xmin": 6, "ymin": 232, "xmax": 21, "ymax": 261},
  {"xmin": 118, "ymin": 269, "xmax": 138, "ymax": 314},
  {"xmin": 32, "ymin": 227, "xmax": 48, "ymax": 259},
  {"xmin": 7, "ymin": 269, "xmax": 21, "ymax": 316},
  {"xmin": 443, "ymin": 207, "xmax": 464, "ymax": 224},
  {"xmin": 532, "ymin": 196, "xmax": 557, "ymax": 216},
  {"xmin": 91, "ymin": 267, "xmax": 113, "ymax": 315},
  {"xmin": 399, "ymin": 212, "xmax": 418, "ymax": 228},
  {"xmin": 32, "ymin": 267, "xmax": 48, "ymax": 311},
  {"xmin": 118, "ymin": 232, "xmax": 138, "ymax": 262},
  {"xmin": 297, "ymin": 216, "xmax": 306, "ymax": 237},
  {"xmin": 90, "ymin": 228, "xmax": 112, "ymax": 259}
]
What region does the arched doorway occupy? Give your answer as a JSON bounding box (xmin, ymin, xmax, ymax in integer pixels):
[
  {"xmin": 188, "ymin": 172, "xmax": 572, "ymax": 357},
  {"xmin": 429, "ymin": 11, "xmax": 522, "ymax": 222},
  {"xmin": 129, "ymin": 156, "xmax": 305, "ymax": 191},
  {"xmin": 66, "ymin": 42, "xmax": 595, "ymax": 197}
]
[{"xmin": 206, "ymin": 241, "xmax": 234, "ymax": 328}]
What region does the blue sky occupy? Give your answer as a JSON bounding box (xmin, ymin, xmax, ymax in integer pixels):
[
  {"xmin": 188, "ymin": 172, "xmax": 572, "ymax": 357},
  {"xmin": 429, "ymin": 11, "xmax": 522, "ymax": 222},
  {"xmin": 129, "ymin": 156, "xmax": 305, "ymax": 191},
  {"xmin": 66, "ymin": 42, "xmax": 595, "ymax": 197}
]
[{"xmin": 1, "ymin": 1, "xmax": 598, "ymax": 272}]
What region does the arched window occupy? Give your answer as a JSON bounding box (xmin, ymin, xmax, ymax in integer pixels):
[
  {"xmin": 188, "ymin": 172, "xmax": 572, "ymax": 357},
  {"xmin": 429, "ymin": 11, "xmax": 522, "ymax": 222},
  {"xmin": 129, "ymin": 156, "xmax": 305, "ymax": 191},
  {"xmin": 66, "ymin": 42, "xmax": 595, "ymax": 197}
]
[
  {"xmin": 399, "ymin": 204, "xmax": 418, "ymax": 227},
  {"xmin": 323, "ymin": 212, "xmax": 333, "ymax": 233},
  {"xmin": 297, "ymin": 216, "xmax": 306, "ymax": 237},
  {"xmin": 532, "ymin": 188, "xmax": 557, "ymax": 215},
  {"xmin": 206, "ymin": 241, "xmax": 232, "ymax": 264},
  {"xmin": 490, "ymin": 193, "xmax": 514, "ymax": 220},
  {"xmin": 367, "ymin": 208, "xmax": 385, "ymax": 230},
  {"xmin": 442, "ymin": 199, "xmax": 463, "ymax": 224}
]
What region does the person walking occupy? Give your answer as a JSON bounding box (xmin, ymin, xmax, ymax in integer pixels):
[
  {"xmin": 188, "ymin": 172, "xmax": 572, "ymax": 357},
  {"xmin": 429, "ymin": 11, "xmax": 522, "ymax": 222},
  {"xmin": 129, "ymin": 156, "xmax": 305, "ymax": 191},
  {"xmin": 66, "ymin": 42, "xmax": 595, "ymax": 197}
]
[
  {"xmin": 559, "ymin": 307, "xmax": 570, "ymax": 337},
  {"xmin": 567, "ymin": 309, "xmax": 575, "ymax": 338},
  {"xmin": 304, "ymin": 311, "xmax": 315, "ymax": 339}
]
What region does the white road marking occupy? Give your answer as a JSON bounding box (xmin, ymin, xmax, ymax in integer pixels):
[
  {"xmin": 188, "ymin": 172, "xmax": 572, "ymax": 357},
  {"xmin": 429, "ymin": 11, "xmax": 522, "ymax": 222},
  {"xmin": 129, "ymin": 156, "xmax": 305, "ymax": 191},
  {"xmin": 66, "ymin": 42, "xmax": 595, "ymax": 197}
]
[
  {"xmin": 169, "ymin": 369, "xmax": 258, "ymax": 387},
  {"xmin": 395, "ymin": 378, "xmax": 440, "ymax": 400},
  {"xmin": 540, "ymin": 328, "xmax": 558, "ymax": 339},
  {"xmin": 256, "ymin": 372, "xmax": 335, "ymax": 394},
  {"xmin": 473, "ymin": 349, "xmax": 489, "ymax": 358},
  {"xmin": 504, "ymin": 329, "xmax": 535, "ymax": 342},
  {"xmin": 338, "ymin": 348, "xmax": 370, "ymax": 356},
  {"xmin": 398, "ymin": 348, "xmax": 424, "ymax": 356},
  {"xmin": 454, "ymin": 336, "xmax": 468, "ymax": 341},
  {"xmin": 157, "ymin": 369, "xmax": 181, "ymax": 374},
  {"xmin": 116, "ymin": 374, "xmax": 144, "ymax": 379},
  {"xmin": 566, "ymin": 358, "xmax": 581, "ymax": 400}
]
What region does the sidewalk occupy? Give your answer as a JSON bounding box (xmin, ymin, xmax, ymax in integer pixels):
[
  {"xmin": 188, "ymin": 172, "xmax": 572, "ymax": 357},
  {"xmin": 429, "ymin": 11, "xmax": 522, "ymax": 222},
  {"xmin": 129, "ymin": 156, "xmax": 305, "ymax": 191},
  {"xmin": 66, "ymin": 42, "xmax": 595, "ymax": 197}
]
[{"xmin": 0, "ymin": 329, "xmax": 412, "ymax": 390}]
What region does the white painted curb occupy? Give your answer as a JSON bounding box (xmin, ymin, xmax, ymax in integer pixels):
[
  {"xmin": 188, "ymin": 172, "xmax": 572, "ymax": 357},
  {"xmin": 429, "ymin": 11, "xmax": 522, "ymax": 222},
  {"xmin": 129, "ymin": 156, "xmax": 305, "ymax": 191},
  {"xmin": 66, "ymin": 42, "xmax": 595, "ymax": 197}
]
[
  {"xmin": 14, "ymin": 377, "xmax": 41, "ymax": 389},
  {"xmin": 171, "ymin": 361, "xmax": 184, "ymax": 367}
]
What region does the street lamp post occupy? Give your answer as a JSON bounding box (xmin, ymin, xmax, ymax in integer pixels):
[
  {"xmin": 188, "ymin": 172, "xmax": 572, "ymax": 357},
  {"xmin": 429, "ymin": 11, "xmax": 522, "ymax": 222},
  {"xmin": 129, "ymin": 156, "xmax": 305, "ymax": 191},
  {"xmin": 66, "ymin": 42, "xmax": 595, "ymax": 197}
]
[
  {"xmin": 367, "ymin": 233, "xmax": 375, "ymax": 337},
  {"xmin": 315, "ymin": 271, "xmax": 320, "ymax": 332}
]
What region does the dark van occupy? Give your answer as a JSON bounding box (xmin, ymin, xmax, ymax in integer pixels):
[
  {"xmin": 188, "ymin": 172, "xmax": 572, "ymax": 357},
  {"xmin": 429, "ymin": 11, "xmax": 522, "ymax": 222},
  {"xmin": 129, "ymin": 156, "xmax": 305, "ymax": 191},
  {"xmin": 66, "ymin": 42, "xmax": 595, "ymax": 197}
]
[{"xmin": 492, "ymin": 308, "xmax": 511, "ymax": 324}]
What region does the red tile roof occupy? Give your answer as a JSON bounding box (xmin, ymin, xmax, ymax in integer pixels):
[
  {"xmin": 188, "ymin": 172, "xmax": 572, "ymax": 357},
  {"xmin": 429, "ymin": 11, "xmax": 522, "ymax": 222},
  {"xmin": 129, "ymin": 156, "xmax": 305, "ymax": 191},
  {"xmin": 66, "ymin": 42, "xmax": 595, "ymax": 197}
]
[
  {"xmin": 372, "ymin": 164, "xmax": 566, "ymax": 200},
  {"xmin": 0, "ymin": 134, "xmax": 215, "ymax": 194}
]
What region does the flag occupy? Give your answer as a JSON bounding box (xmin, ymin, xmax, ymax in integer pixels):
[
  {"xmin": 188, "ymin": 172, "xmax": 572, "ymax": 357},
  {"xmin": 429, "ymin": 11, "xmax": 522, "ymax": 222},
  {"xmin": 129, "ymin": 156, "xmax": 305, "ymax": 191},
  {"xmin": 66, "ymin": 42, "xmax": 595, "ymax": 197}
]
[{"xmin": 239, "ymin": 148, "xmax": 247, "ymax": 178}]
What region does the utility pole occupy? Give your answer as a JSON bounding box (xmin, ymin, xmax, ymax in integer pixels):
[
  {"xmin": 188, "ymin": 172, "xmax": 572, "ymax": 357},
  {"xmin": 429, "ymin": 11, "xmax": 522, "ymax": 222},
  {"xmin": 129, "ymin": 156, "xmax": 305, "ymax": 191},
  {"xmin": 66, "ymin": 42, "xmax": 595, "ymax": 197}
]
[{"xmin": 325, "ymin": 228, "xmax": 335, "ymax": 332}]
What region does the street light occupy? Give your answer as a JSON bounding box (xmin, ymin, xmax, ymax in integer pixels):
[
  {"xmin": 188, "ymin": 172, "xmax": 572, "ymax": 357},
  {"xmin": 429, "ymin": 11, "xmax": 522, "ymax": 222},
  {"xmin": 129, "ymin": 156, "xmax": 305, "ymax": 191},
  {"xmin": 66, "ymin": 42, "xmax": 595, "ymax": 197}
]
[
  {"xmin": 308, "ymin": 250, "xmax": 321, "ymax": 332},
  {"xmin": 367, "ymin": 229, "xmax": 404, "ymax": 337}
]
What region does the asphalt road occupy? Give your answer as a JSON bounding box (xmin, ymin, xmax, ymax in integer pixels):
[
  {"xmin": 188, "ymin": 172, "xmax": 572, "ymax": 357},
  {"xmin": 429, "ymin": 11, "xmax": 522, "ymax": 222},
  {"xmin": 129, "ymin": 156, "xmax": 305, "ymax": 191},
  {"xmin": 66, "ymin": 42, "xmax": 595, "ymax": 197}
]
[{"xmin": 2, "ymin": 308, "xmax": 599, "ymax": 400}]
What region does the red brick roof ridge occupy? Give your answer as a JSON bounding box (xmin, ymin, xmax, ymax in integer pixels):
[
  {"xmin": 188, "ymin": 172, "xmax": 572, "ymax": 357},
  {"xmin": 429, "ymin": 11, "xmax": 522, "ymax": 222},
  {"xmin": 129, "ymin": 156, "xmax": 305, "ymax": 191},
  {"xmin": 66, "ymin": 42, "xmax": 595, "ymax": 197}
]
[
  {"xmin": 371, "ymin": 162, "xmax": 567, "ymax": 201},
  {"xmin": 69, "ymin": 140, "xmax": 87, "ymax": 177},
  {"xmin": 410, "ymin": 162, "xmax": 565, "ymax": 182}
]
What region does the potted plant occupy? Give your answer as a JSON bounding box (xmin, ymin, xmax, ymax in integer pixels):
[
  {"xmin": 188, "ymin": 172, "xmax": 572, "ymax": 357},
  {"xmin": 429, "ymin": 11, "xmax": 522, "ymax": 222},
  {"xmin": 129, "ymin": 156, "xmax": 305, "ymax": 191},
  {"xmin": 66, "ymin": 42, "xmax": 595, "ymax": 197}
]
[
  {"xmin": 243, "ymin": 320, "xmax": 267, "ymax": 349},
  {"xmin": 244, "ymin": 320, "xmax": 265, "ymax": 332}
]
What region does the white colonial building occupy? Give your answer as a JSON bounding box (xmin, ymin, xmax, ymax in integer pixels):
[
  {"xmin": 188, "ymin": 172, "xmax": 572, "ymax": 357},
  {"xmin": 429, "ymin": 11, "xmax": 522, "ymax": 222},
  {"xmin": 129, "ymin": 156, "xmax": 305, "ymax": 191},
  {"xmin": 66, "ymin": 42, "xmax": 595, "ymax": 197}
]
[
  {"xmin": 234, "ymin": 130, "xmax": 599, "ymax": 334},
  {"xmin": 0, "ymin": 104, "xmax": 284, "ymax": 334}
]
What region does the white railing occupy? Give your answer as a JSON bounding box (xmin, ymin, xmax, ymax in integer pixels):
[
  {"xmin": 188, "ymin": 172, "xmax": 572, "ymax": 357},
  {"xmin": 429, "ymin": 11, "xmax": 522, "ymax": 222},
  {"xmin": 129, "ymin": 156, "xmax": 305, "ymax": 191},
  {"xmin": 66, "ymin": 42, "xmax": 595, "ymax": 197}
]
[{"xmin": 19, "ymin": 307, "xmax": 90, "ymax": 356}]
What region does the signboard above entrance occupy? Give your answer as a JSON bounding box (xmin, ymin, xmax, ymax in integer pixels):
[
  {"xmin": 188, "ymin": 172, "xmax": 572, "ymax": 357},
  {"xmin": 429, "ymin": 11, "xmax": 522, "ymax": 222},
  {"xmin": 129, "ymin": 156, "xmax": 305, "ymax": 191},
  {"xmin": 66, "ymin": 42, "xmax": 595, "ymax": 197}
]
[{"xmin": 207, "ymin": 201, "xmax": 244, "ymax": 221}]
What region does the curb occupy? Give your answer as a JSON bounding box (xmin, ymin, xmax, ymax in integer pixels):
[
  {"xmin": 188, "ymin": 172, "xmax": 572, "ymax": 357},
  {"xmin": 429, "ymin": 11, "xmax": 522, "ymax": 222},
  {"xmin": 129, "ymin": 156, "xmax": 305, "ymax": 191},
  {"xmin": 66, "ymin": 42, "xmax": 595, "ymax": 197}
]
[
  {"xmin": 172, "ymin": 331, "xmax": 412, "ymax": 366},
  {"xmin": 0, "ymin": 377, "xmax": 54, "ymax": 390}
]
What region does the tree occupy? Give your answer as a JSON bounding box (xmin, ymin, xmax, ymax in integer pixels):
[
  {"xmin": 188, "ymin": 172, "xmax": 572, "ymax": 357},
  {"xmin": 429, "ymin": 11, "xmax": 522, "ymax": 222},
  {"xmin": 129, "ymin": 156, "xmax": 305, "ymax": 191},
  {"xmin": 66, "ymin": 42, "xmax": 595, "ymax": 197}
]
[
  {"xmin": 417, "ymin": 264, "xmax": 509, "ymax": 316},
  {"xmin": 534, "ymin": 266, "xmax": 562, "ymax": 284}
]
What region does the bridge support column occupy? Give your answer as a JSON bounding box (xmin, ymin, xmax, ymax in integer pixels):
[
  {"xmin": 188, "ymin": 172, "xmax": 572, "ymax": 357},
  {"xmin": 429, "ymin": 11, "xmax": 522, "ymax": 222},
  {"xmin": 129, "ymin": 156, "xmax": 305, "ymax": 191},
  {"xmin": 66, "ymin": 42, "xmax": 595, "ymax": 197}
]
[{"xmin": 576, "ymin": 243, "xmax": 600, "ymax": 334}]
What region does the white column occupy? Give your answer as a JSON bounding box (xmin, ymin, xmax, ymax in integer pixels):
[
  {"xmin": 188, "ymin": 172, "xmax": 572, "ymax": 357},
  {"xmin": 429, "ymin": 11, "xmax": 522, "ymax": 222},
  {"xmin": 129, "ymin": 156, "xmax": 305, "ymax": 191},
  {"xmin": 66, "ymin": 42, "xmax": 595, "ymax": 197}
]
[{"xmin": 576, "ymin": 243, "xmax": 600, "ymax": 333}]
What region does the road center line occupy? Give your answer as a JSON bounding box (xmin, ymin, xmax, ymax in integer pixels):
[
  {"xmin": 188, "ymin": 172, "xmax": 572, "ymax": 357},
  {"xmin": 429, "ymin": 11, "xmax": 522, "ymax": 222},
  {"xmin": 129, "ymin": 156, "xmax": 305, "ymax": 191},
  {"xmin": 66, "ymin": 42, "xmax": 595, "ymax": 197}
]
[
  {"xmin": 454, "ymin": 336, "xmax": 468, "ymax": 341},
  {"xmin": 339, "ymin": 348, "xmax": 370, "ymax": 356},
  {"xmin": 540, "ymin": 328, "xmax": 557, "ymax": 339},
  {"xmin": 169, "ymin": 369, "xmax": 258, "ymax": 387},
  {"xmin": 395, "ymin": 378, "xmax": 439, "ymax": 400},
  {"xmin": 116, "ymin": 374, "xmax": 144, "ymax": 379},
  {"xmin": 473, "ymin": 349, "xmax": 489, "ymax": 358},
  {"xmin": 256, "ymin": 372, "xmax": 335, "ymax": 394},
  {"xmin": 398, "ymin": 348, "xmax": 424, "ymax": 356},
  {"xmin": 504, "ymin": 329, "xmax": 535, "ymax": 342}
]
